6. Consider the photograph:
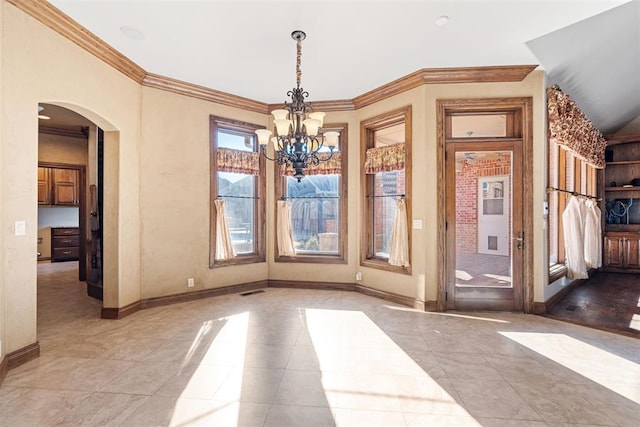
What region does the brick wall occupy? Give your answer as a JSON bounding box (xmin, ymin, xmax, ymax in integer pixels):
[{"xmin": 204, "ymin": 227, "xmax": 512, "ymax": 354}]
[{"xmin": 455, "ymin": 154, "xmax": 511, "ymax": 254}]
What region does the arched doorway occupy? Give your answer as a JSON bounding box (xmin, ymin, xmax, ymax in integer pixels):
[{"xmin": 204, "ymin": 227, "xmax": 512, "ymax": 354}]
[{"xmin": 36, "ymin": 102, "xmax": 120, "ymax": 316}]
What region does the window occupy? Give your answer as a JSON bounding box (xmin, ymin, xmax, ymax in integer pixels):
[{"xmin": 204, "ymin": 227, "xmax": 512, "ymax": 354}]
[
  {"xmin": 548, "ymin": 143, "xmax": 598, "ymax": 282},
  {"xmin": 210, "ymin": 116, "xmax": 265, "ymax": 267},
  {"xmin": 275, "ymin": 123, "xmax": 348, "ymax": 263},
  {"xmin": 361, "ymin": 106, "xmax": 412, "ymax": 273}
]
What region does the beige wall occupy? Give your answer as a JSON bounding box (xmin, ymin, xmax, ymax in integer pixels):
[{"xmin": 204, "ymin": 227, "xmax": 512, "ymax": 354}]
[
  {"xmin": 1, "ymin": 2, "xmax": 141, "ymax": 354},
  {"xmin": 0, "ymin": 0, "xmax": 550, "ymax": 359},
  {"xmin": 617, "ymin": 114, "xmax": 640, "ymax": 134},
  {"xmin": 38, "ymin": 132, "xmax": 88, "ymax": 166},
  {"xmin": 139, "ymin": 87, "xmax": 268, "ymax": 297},
  {"xmin": 0, "ymin": 0, "xmax": 5, "ymax": 360}
]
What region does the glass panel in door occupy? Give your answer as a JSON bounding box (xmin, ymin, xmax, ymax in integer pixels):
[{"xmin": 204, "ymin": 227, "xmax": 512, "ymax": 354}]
[{"xmin": 455, "ymin": 151, "xmax": 512, "ymax": 288}]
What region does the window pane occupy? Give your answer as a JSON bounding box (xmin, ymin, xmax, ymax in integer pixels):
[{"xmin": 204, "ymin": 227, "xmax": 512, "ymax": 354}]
[
  {"xmin": 224, "ymin": 196, "xmax": 255, "ymax": 254},
  {"xmin": 218, "ymin": 130, "xmax": 254, "ymax": 151},
  {"xmin": 218, "ymin": 172, "xmax": 256, "ymax": 255},
  {"xmin": 374, "ymin": 123, "xmax": 404, "ymax": 147},
  {"xmin": 286, "ymin": 175, "xmax": 340, "ymax": 254},
  {"xmin": 451, "ymin": 115, "xmax": 507, "ymax": 138},
  {"xmin": 218, "ymin": 172, "xmax": 255, "ymax": 198},
  {"xmin": 372, "ymin": 170, "xmax": 403, "ymax": 257}
]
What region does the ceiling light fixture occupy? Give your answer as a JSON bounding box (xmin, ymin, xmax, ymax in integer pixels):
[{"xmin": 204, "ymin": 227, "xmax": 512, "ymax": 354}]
[
  {"xmin": 38, "ymin": 105, "xmax": 49, "ymax": 120},
  {"xmin": 120, "ymin": 25, "xmax": 145, "ymax": 40},
  {"xmin": 255, "ymin": 30, "xmax": 339, "ymax": 182},
  {"xmin": 436, "ymin": 16, "xmax": 449, "ymax": 26}
]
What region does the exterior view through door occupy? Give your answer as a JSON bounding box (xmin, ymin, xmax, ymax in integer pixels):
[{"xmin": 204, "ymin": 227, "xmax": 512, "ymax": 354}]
[{"xmin": 457, "ymin": 151, "xmax": 512, "ymax": 289}]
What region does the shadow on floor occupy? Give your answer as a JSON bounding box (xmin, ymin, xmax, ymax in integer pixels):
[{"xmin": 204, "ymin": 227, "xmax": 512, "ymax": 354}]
[{"xmin": 546, "ymin": 272, "xmax": 640, "ymax": 338}]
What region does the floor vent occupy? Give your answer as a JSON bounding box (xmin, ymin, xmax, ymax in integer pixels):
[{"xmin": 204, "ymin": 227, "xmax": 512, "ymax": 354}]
[{"xmin": 239, "ymin": 289, "xmax": 265, "ymax": 297}]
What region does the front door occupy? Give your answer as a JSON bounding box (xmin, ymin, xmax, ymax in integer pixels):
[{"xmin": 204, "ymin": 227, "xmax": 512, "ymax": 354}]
[{"xmin": 446, "ymin": 142, "xmax": 524, "ymax": 311}]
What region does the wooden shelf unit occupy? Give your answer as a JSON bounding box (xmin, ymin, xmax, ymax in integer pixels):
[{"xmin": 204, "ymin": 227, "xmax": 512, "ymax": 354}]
[{"xmin": 602, "ymin": 134, "xmax": 640, "ymax": 272}]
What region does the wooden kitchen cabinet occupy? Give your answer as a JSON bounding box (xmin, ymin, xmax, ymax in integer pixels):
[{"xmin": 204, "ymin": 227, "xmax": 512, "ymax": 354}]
[
  {"xmin": 51, "ymin": 227, "xmax": 80, "ymax": 262},
  {"xmin": 52, "ymin": 168, "xmax": 79, "ymax": 205},
  {"xmin": 38, "ymin": 165, "xmax": 79, "ymax": 206},
  {"xmin": 604, "ymin": 232, "xmax": 640, "ymax": 273},
  {"xmin": 37, "ymin": 167, "xmax": 51, "ymax": 205}
]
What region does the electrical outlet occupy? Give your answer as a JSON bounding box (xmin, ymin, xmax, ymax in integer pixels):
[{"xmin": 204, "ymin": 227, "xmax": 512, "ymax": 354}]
[
  {"xmin": 187, "ymin": 278, "xmax": 195, "ymax": 287},
  {"xmin": 355, "ymin": 272, "xmax": 362, "ymax": 281}
]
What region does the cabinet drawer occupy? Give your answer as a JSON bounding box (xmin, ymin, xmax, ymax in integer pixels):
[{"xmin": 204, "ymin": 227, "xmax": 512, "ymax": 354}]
[
  {"xmin": 53, "ymin": 236, "xmax": 79, "ymax": 247},
  {"xmin": 53, "ymin": 247, "xmax": 79, "ymax": 260},
  {"xmin": 52, "ymin": 228, "xmax": 79, "ymax": 236}
]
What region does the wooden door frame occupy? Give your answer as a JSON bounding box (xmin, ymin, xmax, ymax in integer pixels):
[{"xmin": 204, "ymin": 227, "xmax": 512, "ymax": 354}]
[
  {"xmin": 38, "ymin": 161, "xmax": 87, "ymax": 282},
  {"xmin": 436, "ymin": 97, "xmax": 534, "ymax": 313}
]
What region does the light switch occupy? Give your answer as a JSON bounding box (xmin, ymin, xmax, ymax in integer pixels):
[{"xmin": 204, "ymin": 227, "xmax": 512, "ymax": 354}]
[
  {"xmin": 15, "ymin": 220, "xmax": 26, "ymax": 236},
  {"xmin": 412, "ymin": 219, "xmax": 423, "ymax": 229}
]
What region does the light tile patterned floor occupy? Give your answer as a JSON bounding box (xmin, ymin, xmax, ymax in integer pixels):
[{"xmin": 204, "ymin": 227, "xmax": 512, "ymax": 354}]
[{"xmin": 1, "ymin": 261, "xmax": 638, "ymax": 426}]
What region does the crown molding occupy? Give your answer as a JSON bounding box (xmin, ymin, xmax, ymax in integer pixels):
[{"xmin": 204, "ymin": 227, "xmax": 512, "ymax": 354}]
[
  {"xmin": 9, "ymin": 1, "xmax": 537, "ymax": 114},
  {"xmin": 39, "ymin": 126, "xmax": 87, "ymax": 139},
  {"xmin": 353, "ymin": 65, "xmax": 538, "ymax": 109},
  {"xmin": 143, "ymin": 73, "xmax": 268, "ymax": 114},
  {"xmin": 6, "ymin": 0, "xmax": 147, "ymax": 83}
]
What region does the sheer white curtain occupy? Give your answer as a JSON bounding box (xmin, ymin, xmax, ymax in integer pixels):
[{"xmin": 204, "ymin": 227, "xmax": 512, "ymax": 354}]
[
  {"xmin": 277, "ymin": 200, "xmax": 296, "ymax": 256},
  {"xmin": 584, "ymin": 199, "xmax": 602, "ymax": 269},
  {"xmin": 214, "ymin": 198, "xmax": 235, "ymax": 260},
  {"xmin": 562, "ymin": 196, "xmax": 588, "ymax": 279},
  {"xmin": 389, "ymin": 197, "xmax": 410, "ymax": 267}
]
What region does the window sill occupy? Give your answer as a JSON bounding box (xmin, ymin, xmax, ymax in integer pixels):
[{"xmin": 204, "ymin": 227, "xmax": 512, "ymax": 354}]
[
  {"xmin": 210, "ymin": 254, "xmax": 265, "ymax": 268},
  {"xmin": 548, "ymin": 263, "xmax": 567, "ymax": 284},
  {"xmin": 276, "ymin": 253, "xmax": 346, "ymax": 264},
  {"xmin": 361, "ymin": 258, "xmax": 411, "ymax": 275}
]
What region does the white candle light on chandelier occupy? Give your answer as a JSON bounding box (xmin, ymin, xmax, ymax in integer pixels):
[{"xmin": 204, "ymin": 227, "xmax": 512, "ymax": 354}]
[
  {"xmin": 324, "ymin": 131, "xmax": 339, "ymax": 148},
  {"xmin": 255, "ymin": 129, "xmax": 272, "ymax": 146}
]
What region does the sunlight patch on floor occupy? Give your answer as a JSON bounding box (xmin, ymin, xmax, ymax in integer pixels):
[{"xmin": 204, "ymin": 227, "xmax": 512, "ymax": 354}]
[
  {"xmin": 170, "ymin": 312, "xmax": 250, "ymax": 426},
  {"xmin": 500, "ymin": 332, "xmax": 640, "ymax": 404},
  {"xmin": 456, "ymin": 270, "xmax": 473, "ymax": 281},
  {"xmin": 305, "ymin": 309, "xmax": 480, "ymax": 424},
  {"xmin": 385, "ymin": 305, "xmax": 511, "ymax": 324},
  {"xmin": 482, "ymin": 273, "xmax": 511, "ymax": 283}
]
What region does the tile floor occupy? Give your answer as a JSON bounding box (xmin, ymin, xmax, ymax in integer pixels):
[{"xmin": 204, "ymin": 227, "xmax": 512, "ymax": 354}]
[{"xmin": 1, "ymin": 262, "xmax": 639, "ymax": 426}]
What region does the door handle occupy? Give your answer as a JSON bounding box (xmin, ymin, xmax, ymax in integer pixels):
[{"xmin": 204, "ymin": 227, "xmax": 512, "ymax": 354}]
[{"xmin": 514, "ymin": 232, "xmax": 524, "ymax": 250}]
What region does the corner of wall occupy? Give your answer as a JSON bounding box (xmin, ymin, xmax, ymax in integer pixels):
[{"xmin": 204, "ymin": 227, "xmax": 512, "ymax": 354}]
[{"xmin": 0, "ymin": 0, "xmax": 7, "ymax": 361}]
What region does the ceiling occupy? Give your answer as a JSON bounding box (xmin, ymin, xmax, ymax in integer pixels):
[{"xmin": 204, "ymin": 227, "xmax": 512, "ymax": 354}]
[
  {"xmin": 38, "ymin": 103, "xmax": 94, "ymax": 131},
  {"xmin": 47, "ymin": 0, "xmax": 638, "ymax": 133}
]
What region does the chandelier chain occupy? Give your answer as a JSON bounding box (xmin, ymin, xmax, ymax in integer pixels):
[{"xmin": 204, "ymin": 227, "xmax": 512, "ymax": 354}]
[{"xmin": 296, "ymin": 35, "xmax": 302, "ymax": 88}]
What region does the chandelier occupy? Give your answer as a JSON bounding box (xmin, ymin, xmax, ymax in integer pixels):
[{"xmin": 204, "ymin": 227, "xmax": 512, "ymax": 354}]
[{"xmin": 255, "ymin": 30, "xmax": 339, "ymax": 181}]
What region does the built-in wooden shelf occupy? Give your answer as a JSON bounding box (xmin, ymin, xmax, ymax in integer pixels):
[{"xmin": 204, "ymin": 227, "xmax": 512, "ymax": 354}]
[
  {"xmin": 606, "ymin": 160, "xmax": 640, "ymax": 166},
  {"xmin": 605, "ymin": 186, "xmax": 640, "ymax": 192}
]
